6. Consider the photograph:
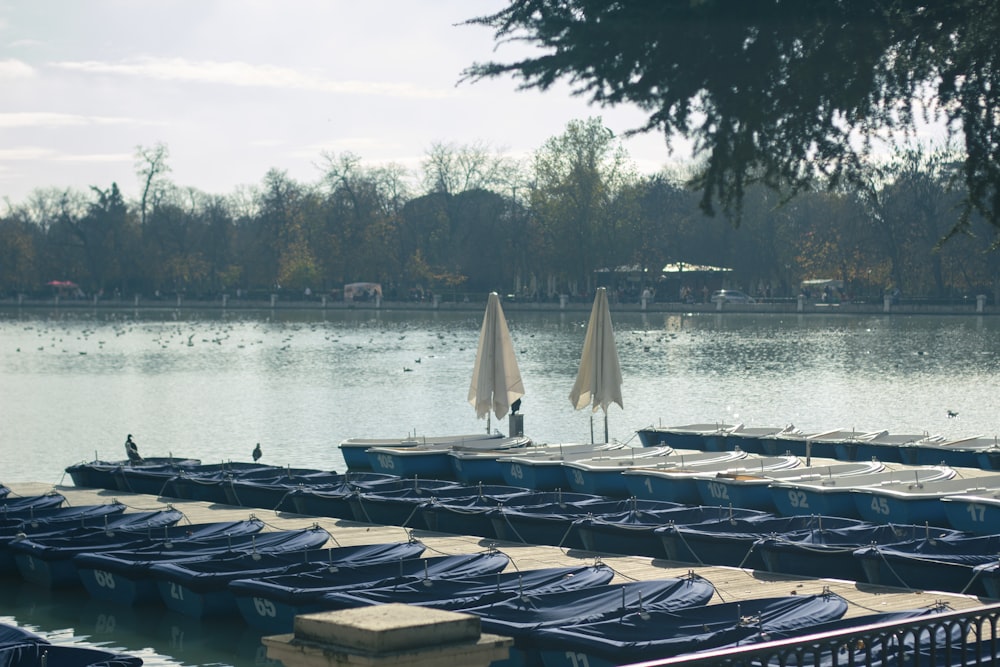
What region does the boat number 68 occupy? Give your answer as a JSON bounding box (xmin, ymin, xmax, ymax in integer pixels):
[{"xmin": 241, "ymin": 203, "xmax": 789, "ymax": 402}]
[{"xmin": 92, "ymin": 569, "xmax": 117, "ymax": 589}]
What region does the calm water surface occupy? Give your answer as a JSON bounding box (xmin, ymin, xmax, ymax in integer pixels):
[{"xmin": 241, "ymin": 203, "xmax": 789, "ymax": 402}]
[{"xmin": 1, "ymin": 307, "xmax": 999, "ymax": 665}]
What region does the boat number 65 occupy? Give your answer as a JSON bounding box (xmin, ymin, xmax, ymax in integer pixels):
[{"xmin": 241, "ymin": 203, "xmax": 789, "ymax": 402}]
[{"xmin": 253, "ymin": 596, "xmax": 277, "ymax": 618}]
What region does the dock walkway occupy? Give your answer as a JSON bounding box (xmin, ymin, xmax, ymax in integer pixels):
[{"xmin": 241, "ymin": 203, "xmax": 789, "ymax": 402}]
[{"xmin": 8, "ymin": 481, "xmax": 994, "ymax": 621}]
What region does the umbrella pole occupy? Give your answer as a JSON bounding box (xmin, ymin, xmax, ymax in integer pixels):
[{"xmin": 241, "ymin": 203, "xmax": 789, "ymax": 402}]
[
  {"xmin": 604, "ymin": 413, "xmax": 609, "ymax": 444},
  {"xmin": 589, "ymin": 415, "xmax": 594, "ymax": 444},
  {"xmin": 486, "ymin": 414, "xmax": 491, "ymax": 435}
]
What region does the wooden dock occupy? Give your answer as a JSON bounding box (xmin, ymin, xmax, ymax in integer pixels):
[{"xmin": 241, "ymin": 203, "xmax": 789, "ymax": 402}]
[{"xmin": 8, "ymin": 481, "xmax": 995, "ymax": 621}]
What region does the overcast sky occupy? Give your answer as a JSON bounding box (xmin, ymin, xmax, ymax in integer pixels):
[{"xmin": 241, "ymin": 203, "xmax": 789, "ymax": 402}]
[{"xmin": 0, "ymin": 0, "xmax": 687, "ymax": 206}]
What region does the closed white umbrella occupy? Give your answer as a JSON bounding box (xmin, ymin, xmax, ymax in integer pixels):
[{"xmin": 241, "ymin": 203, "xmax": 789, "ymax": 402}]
[
  {"xmin": 469, "ymin": 292, "xmax": 525, "ymax": 433},
  {"xmin": 569, "ymin": 287, "xmax": 623, "ymax": 443}
]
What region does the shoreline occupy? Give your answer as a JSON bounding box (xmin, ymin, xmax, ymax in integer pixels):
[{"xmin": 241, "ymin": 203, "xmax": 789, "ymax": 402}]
[{"xmin": 1, "ymin": 296, "xmax": 995, "ymax": 317}]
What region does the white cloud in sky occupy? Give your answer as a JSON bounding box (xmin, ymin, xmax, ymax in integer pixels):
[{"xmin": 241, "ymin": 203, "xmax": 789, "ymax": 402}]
[{"xmin": 0, "ymin": 58, "xmax": 33, "ymax": 78}]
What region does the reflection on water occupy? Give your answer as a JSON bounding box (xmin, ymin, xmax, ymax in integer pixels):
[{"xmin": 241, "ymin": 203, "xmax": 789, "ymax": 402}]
[
  {"xmin": 2, "ymin": 308, "xmax": 1000, "ymax": 666},
  {"xmin": 4, "ymin": 577, "xmax": 276, "ymax": 666}
]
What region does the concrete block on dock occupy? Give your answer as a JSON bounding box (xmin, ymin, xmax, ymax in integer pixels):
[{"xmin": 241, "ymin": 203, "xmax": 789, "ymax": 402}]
[{"xmin": 263, "ymin": 603, "xmax": 512, "ymax": 667}]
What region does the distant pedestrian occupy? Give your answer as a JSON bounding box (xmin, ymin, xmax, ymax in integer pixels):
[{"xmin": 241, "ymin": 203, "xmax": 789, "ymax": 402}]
[
  {"xmin": 124, "ymin": 434, "xmax": 144, "ymax": 465},
  {"xmin": 252, "ymin": 443, "xmax": 262, "ymax": 462}
]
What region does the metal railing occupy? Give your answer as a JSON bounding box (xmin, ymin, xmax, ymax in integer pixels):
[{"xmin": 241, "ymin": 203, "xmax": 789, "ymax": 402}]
[{"xmin": 626, "ymin": 602, "xmax": 1000, "ymax": 667}]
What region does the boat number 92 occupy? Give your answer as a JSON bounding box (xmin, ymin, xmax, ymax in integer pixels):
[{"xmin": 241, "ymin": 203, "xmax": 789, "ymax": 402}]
[{"xmin": 784, "ymin": 490, "xmax": 810, "ymax": 509}]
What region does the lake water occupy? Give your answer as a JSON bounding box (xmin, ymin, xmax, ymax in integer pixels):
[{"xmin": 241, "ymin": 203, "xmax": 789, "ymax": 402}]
[{"xmin": 1, "ymin": 306, "xmax": 998, "ymax": 665}]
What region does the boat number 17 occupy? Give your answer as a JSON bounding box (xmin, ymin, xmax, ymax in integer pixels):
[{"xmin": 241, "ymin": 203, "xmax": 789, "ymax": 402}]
[{"xmin": 564, "ymin": 652, "xmax": 591, "ymax": 667}]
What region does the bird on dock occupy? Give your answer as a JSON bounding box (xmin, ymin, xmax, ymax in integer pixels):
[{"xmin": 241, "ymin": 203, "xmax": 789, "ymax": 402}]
[
  {"xmin": 252, "ymin": 443, "xmax": 262, "ymax": 461},
  {"xmin": 947, "ymin": 410, "xmax": 959, "ymax": 418}
]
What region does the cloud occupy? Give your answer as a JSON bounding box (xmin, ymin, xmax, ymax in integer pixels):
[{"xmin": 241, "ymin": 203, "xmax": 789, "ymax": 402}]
[
  {"xmin": 0, "ymin": 112, "xmax": 160, "ymax": 128},
  {"xmin": 0, "ymin": 146, "xmax": 130, "ymax": 163},
  {"xmin": 52, "ymin": 57, "xmax": 455, "ymax": 99},
  {"xmin": 0, "ymin": 58, "xmax": 35, "ymax": 78}
]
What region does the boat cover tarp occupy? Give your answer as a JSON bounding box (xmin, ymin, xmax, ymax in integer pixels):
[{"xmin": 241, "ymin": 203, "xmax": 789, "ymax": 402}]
[
  {"xmin": 0, "ymin": 624, "xmax": 47, "ymax": 647},
  {"xmin": 228, "ymin": 551, "xmax": 510, "ymax": 605},
  {"xmin": 10, "ymin": 517, "xmax": 264, "ymax": 562},
  {"xmin": 468, "ymin": 576, "xmax": 717, "ymax": 637},
  {"xmin": 653, "ymin": 514, "xmax": 866, "ymax": 568},
  {"xmin": 0, "ymin": 494, "xmax": 65, "ymax": 515},
  {"xmin": 0, "ymin": 642, "xmax": 143, "ymax": 667},
  {"xmin": 319, "ymin": 564, "xmax": 616, "ymax": 611},
  {"xmin": 0, "ymin": 503, "xmax": 128, "ymax": 537},
  {"xmin": 532, "ymin": 594, "xmax": 848, "ymax": 663},
  {"xmin": 149, "ymin": 541, "xmax": 426, "ymax": 592},
  {"xmin": 72, "ymin": 526, "xmax": 331, "ymax": 575}
]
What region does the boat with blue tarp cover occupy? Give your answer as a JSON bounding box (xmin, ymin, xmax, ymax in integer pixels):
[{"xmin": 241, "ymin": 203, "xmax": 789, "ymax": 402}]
[
  {"xmin": 339, "ymin": 432, "xmax": 506, "ymax": 470},
  {"xmin": 0, "ymin": 620, "xmax": 143, "ymax": 667},
  {"xmin": 768, "ymin": 465, "xmax": 956, "ymax": 518},
  {"xmin": 3, "ymin": 508, "xmax": 186, "ymax": 578},
  {"xmin": 65, "ymin": 456, "xmax": 201, "ymax": 489},
  {"xmin": 230, "ymin": 550, "xmax": 510, "ymax": 633},
  {"xmin": 348, "ymin": 482, "xmax": 528, "ymax": 526},
  {"xmin": 853, "ymin": 532, "xmax": 1000, "ymax": 596},
  {"xmin": 755, "ymin": 522, "xmax": 962, "ymax": 581},
  {"xmin": 693, "ymin": 460, "xmax": 887, "ymax": 511},
  {"xmin": 468, "ymin": 575, "xmax": 717, "ymax": 667},
  {"xmin": 0, "ymin": 493, "xmax": 65, "ymax": 515},
  {"xmin": 532, "ymin": 593, "xmax": 849, "ymax": 667},
  {"xmin": 488, "ymin": 495, "xmax": 685, "ymax": 550},
  {"xmin": 577, "ymin": 504, "xmax": 772, "ymax": 558},
  {"xmin": 221, "ymin": 470, "xmax": 345, "ymax": 510},
  {"xmin": 622, "ymin": 455, "xmax": 800, "ymax": 504},
  {"xmin": 11, "ymin": 516, "xmax": 261, "ymax": 588},
  {"xmin": 74, "ymin": 525, "xmax": 332, "ymax": 606},
  {"xmin": 654, "ymin": 513, "xmax": 866, "ymax": 568},
  {"xmin": 454, "ymin": 442, "xmax": 624, "ymax": 486},
  {"xmin": 112, "ymin": 460, "xmax": 271, "ymax": 497},
  {"xmin": 418, "ymin": 490, "xmax": 539, "ymax": 538},
  {"xmin": 150, "ymin": 540, "xmax": 426, "ymax": 617},
  {"xmin": 166, "ymin": 464, "xmax": 332, "ymax": 504},
  {"xmin": 852, "ymin": 473, "xmax": 1000, "ymax": 525},
  {"xmin": 561, "ymin": 448, "xmax": 742, "ymax": 497},
  {"xmin": 318, "ymin": 564, "xmax": 617, "ymax": 612}
]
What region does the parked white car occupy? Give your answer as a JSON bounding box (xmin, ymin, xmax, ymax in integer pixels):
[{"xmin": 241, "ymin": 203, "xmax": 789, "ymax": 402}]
[{"xmin": 710, "ymin": 290, "xmax": 756, "ymax": 304}]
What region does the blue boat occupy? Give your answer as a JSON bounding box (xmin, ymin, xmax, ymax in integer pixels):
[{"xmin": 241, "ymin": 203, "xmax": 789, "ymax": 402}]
[
  {"xmin": 365, "ymin": 436, "xmax": 532, "ymax": 478},
  {"xmin": 702, "ymin": 425, "xmax": 789, "ymax": 454},
  {"xmin": 941, "ymin": 491, "xmax": 1000, "ymax": 534},
  {"xmin": 0, "ymin": 503, "xmax": 184, "ymax": 576},
  {"xmin": 755, "ymin": 522, "xmax": 962, "ymax": 582},
  {"xmin": 0, "ymin": 493, "xmax": 65, "ymax": 515},
  {"xmin": 474, "ymin": 575, "xmax": 717, "ymax": 667},
  {"xmin": 833, "ymin": 432, "xmax": 936, "ymax": 463},
  {"xmin": 622, "ymin": 455, "xmax": 800, "ymax": 504},
  {"xmin": 853, "ymin": 473, "xmax": 1000, "ymax": 526},
  {"xmin": 0, "ymin": 621, "xmax": 144, "ymax": 667},
  {"xmin": 419, "ymin": 486, "xmax": 535, "ymax": 538},
  {"xmin": 769, "ymin": 466, "xmax": 956, "ymax": 518},
  {"xmin": 339, "ymin": 433, "xmax": 505, "ymax": 470},
  {"xmin": 693, "ymin": 460, "xmax": 886, "ymax": 512},
  {"xmin": 655, "ymin": 513, "xmax": 864, "ymax": 569},
  {"xmin": 230, "ymin": 550, "xmax": 511, "ymax": 633},
  {"xmin": 12, "ymin": 517, "xmax": 262, "ymax": 588},
  {"xmin": 497, "ymin": 445, "xmax": 629, "ymax": 491},
  {"xmin": 455, "ymin": 442, "xmax": 623, "ymax": 487},
  {"xmin": 74, "ymin": 525, "xmax": 331, "ymax": 606},
  {"xmin": 562, "ymin": 448, "xmax": 738, "ymax": 497},
  {"xmin": 635, "ymin": 422, "xmax": 735, "ymax": 448},
  {"xmin": 64, "ymin": 456, "xmax": 201, "ymax": 490},
  {"xmin": 0, "ymin": 505, "xmax": 176, "ymax": 575},
  {"xmin": 853, "ymin": 532, "xmax": 1000, "ymax": 596},
  {"xmin": 149, "ymin": 540, "xmax": 427, "ymax": 617},
  {"xmin": 287, "ymin": 473, "xmax": 401, "ymax": 519},
  {"xmin": 532, "ymin": 593, "xmax": 848, "ymax": 667},
  {"xmin": 901, "ymin": 434, "xmax": 1000, "ymax": 467},
  {"xmin": 578, "ymin": 504, "xmax": 771, "ymax": 559},
  {"xmin": 349, "ymin": 481, "xmax": 516, "ymax": 526},
  {"xmin": 319, "ymin": 564, "xmax": 616, "ymax": 612},
  {"xmin": 220, "ymin": 469, "xmax": 344, "ymax": 511},
  {"xmin": 760, "ymin": 427, "xmax": 886, "ymax": 458},
  {"xmin": 486, "ymin": 491, "xmax": 616, "ymax": 549}
]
